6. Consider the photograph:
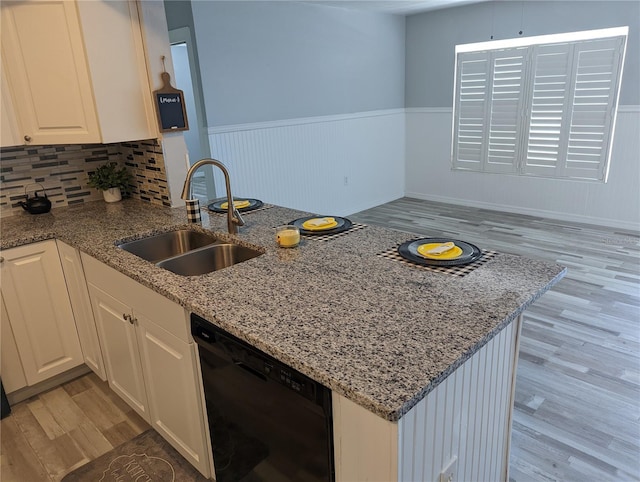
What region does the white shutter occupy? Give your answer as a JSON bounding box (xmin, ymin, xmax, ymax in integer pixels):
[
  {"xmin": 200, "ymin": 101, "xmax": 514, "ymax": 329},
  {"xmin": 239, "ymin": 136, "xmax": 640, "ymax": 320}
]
[
  {"xmin": 486, "ymin": 48, "xmax": 528, "ymax": 173},
  {"xmin": 453, "ymin": 48, "xmax": 527, "ymax": 173},
  {"xmin": 522, "ymin": 43, "xmax": 573, "ymax": 177},
  {"xmin": 563, "ymin": 37, "xmax": 625, "ymax": 181},
  {"xmin": 523, "ymin": 36, "xmax": 625, "ymax": 180},
  {"xmin": 452, "ymin": 51, "xmax": 490, "ymax": 171}
]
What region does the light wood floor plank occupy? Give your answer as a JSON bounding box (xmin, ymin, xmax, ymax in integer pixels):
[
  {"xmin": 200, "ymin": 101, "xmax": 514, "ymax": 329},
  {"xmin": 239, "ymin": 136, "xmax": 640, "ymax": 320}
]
[
  {"xmin": 102, "ymin": 419, "xmax": 141, "ymax": 448},
  {"xmin": 0, "ymin": 413, "xmax": 52, "ymax": 482},
  {"xmin": 9, "ymin": 403, "xmax": 73, "ymax": 481},
  {"xmin": 71, "ymin": 387, "xmax": 126, "ymax": 432},
  {"xmin": 37, "ymin": 388, "xmax": 86, "ymax": 433},
  {"xmin": 66, "ymin": 419, "xmax": 114, "ymax": 461},
  {"xmin": 50, "ymin": 434, "xmax": 87, "ymax": 481},
  {"xmin": 26, "ymin": 399, "xmax": 65, "ymax": 440}
]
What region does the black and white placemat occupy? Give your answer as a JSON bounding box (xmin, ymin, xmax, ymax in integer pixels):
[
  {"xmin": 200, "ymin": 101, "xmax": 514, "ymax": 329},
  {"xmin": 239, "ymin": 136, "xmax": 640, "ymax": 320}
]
[
  {"xmin": 301, "ymin": 222, "xmax": 367, "ymax": 241},
  {"xmin": 206, "ymin": 203, "xmax": 275, "ymax": 216},
  {"xmin": 377, "ymin": 246, "xmax": 499, "ymax": 277}
]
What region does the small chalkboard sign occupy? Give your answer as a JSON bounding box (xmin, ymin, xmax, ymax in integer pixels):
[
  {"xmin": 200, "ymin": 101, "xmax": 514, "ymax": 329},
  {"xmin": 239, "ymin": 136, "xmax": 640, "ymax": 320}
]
[{"xmin": 153, "ymin": 71, "xmax": 189, "ymax": 133}]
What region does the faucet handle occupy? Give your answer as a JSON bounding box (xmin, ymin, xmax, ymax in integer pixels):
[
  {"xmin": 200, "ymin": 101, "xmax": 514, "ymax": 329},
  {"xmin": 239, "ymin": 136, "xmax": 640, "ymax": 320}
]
[{"xmin": 232, "ymin": 207, "xmax": 245, "ymax": 227}]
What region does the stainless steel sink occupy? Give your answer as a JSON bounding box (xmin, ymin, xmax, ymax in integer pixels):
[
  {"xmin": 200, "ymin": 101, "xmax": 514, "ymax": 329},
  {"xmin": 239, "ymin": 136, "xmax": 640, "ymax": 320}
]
[
  {"xmin": 118, "ymin": 229, "xmax": 219, "ymax": 263},
  {"xmin": 157, "ymin": 243, "xmax": 263, "ymax": 276},
  {"xmin": 118, "ymin": 229, "xmax": 263, "ymax": 276}
]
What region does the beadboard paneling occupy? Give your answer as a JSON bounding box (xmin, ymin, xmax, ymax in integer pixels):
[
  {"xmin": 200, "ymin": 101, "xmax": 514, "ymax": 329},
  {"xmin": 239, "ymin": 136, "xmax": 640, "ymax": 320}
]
[
  {"xmin": 207, "ymin": 110, "xmax": 405, "ymax": 216},
  {"xmin": 397, "ymin": 316, "xmax": 521, "ymax": 482}
]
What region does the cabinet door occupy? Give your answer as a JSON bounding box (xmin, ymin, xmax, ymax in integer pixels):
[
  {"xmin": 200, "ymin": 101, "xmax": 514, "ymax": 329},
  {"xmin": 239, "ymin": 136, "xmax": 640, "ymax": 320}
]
[
  {"xmin": 0, "ymin": 65, "xmax": 20, "ymax": 147},
  {"xmin": 57, "ymin": 241, "xmax": 106, "ymax": 381},
  {"xmin": 137, "ymin": 312, "xmax": 210, "ymax": 477},
  {"xmin": 0, "ymin": 0, "xmax": 100, "ymax": 145},
  {"xmin": 0, "ymin": 241, "xmax": 84, "ymax": 385},
  {"xmin": 88, "ymin": 284, "xmax": 149, "ymax": 422},
  {"xmin": 76, "ymin": 0, "xmax": 156, "ymax": 143},
  {"xmin": 0, "ymin": 293, "xmax": 27, "ymax": 393}
]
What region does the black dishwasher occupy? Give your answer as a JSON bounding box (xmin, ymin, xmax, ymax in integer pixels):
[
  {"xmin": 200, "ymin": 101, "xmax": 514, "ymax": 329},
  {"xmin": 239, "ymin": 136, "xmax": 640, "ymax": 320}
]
[{"xmin": 191, "ymin": 314, "xmax": 334, "ymax": 482}]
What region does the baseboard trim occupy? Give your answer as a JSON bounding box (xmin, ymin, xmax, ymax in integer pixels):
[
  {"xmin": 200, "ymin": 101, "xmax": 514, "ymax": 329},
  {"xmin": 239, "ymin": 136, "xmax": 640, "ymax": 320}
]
[
  {"xmin": 343, "ymin": 191, "xmax": 405, "ymax": 218},
  {"xmin": 405, "ymin": 192, "xmax": 640, "ymax": 232},
  {"xmin": 6, "ymin": 365, "xmax": 91, "ymax": 405}
]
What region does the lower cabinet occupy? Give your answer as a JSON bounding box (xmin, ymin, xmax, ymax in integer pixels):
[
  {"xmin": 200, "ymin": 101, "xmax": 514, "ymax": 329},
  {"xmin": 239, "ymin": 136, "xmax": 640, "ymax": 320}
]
[
  {"xmin": 57, "ymin": 240, "xmax": 106, "ymax": 380},
  {"xmin": 82, "ymin": 253, "xmax": 210, "ymax": 477},
  {"xmin": 137, "ymin": 312, "xmax": 211, "ymax": 471},
  {"xmin": 0, "ymin": 293, "xmax": 27, "ymax": 393},
  {"xmin": 88, "ymin": 285, "xmax": 149, "ymax": 419},
  {"xmin": 0, "ymin": 240, "xmax": 84, "ymax": 386}
]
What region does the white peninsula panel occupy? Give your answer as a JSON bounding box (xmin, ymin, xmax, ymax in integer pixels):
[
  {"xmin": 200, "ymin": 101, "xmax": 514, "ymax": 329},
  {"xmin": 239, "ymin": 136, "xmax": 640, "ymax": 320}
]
[{"xmin": 334, "ymin": 316, "xmax": 521, "ymax": 482}]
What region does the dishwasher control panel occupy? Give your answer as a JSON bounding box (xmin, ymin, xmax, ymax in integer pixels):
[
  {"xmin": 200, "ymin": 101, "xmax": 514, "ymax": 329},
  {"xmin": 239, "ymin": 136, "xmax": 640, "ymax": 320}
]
[{"xmin": 191, "ymin": 314, "xmax": 320, "ymax": 403}]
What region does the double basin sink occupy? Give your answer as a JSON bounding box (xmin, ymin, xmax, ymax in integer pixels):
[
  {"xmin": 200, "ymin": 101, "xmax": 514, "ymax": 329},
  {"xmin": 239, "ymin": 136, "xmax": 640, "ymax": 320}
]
[{"xmin": 118, "ymin": 229, "xmax": 262, "ymax": 276}]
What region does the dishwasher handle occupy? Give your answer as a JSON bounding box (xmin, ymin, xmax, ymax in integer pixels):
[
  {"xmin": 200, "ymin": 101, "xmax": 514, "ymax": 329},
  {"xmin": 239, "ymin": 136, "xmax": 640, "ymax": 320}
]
[{"xmin": 234, "ymin": 360, "xmax": 268, "ymax": 381}]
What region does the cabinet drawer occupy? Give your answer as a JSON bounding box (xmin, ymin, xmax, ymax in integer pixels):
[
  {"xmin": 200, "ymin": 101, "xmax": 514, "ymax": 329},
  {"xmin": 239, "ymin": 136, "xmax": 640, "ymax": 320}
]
[{"xmin": 81, "ymin": 253, "xmax": 189, "ymax": 343}]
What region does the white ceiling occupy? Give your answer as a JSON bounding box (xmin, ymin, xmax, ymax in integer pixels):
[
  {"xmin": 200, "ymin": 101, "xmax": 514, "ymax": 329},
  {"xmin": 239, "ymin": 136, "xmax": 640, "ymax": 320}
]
[{"xmin": 302, "ymin": 0, "xmax": 489, "ymax": 15}]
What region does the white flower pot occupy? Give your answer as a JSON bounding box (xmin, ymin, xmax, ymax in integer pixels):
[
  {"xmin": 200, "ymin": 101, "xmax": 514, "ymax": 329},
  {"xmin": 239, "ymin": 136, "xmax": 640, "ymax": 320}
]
[{"xmin": 103, "ymin": 187, "xmax": 122, "ymax": 203}]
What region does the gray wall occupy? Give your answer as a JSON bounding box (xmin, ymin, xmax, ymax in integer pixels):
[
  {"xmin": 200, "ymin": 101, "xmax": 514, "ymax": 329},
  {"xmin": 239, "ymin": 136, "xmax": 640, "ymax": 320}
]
[
  {"xmin": 191, "ymin": 1, "xmax": 406, "ymax": 126},
  {"xmin": 406, "ymin": 1, "xmax": 640, "ymax": 107},
  {"xmin": 163, "ymin": 0, "xmax": 208, "ymax": 126},
  {"xmin": 164, "ymin": 0, "xmax": 193, "ymax": 30}
]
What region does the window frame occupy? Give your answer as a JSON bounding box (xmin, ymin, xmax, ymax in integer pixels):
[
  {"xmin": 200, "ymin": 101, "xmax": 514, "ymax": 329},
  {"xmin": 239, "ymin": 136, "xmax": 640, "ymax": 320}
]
[{"xmin": 451, "ymin": 26, "xmax": 628, "ymax": 183}]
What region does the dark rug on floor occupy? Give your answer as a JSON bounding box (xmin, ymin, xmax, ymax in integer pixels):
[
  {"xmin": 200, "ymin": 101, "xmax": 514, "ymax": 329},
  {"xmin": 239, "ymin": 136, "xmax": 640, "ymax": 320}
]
[{"xmin": 61, "ymin": 430, "xmax": 209, "ymax": 481}]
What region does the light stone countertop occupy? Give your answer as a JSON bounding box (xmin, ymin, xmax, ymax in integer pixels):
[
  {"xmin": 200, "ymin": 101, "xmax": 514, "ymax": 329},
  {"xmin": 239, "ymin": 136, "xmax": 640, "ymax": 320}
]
[{"xmin": 0, "ymin": 199, "xmax": 566, "ymax": 421}]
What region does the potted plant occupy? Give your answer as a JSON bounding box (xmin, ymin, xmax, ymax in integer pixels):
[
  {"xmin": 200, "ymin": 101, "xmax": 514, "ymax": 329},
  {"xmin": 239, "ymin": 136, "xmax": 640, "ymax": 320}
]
[{"xmin": 87, "ymin": 162, "xmax": 133, "ymax": 203}]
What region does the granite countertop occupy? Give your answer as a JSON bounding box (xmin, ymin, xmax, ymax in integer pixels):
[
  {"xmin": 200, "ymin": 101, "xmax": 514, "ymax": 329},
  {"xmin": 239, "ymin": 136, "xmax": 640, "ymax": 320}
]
[{"xmin": 0, "ymin": 199, "xmax": 566, "ymax": 421}]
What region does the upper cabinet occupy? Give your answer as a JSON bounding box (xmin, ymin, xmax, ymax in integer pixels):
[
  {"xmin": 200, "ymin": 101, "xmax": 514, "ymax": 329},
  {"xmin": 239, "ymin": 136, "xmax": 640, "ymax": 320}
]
[
  {"xmin": 0, "ymin": 0, "xmax": 157, "ymax": 147},
  {"xmin": 0, "ymin": 66, "xmax": 21, "ymax": 148}
]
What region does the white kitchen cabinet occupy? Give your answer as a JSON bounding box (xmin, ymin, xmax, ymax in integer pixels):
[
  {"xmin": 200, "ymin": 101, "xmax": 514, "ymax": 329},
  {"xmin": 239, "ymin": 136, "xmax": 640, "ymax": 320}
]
[
  {"xmin": 57, "ymin": 241, "xmax": 106, "ymax": 381},
  {"xmin": 88, "ymin": 284, "xmax": 149, "ymax": 421},
  {"xmin": 137, "ymin": 312, "xmax": 211, "ymax": 476},
  {"xmin": 0, "ymin": 241, "xmax": 84, "ymax": 385},
  {"xmin": 0, "ymin": 65, "xmax": 21, "ymax": 148},
  {"xmin": 0, "ymin": 293, "xmax": 27, "ymax": 394},
  {"xmin": 0, "ymin": 0, "xmax": 156, "ymax": 146},
  {"xmin": 82, "ymin": 253, "xmax": 210, "ymax": 477}
]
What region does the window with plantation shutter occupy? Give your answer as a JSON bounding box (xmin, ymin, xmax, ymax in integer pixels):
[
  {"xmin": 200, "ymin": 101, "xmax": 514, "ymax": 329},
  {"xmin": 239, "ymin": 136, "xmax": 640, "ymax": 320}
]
[{"xmin": 451, "ymin": 27, "xmax": 627, "ymax": 182}]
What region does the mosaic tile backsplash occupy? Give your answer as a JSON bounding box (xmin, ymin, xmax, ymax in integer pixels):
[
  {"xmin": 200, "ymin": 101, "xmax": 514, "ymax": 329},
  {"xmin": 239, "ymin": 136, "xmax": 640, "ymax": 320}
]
[{"xmin": 0, "ymin": 139, "xmax": 171, "ymax": 217}]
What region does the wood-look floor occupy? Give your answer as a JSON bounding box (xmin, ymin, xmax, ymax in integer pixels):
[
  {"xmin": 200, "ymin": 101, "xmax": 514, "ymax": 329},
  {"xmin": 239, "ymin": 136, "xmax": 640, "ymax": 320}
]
[
  {"xmin": 1, "ymin": 373, "xmax": 150, "ymax": 481},
  {"xmin": 351, "ymin": 197, "xmax": 640, "ymax": 482},
  {"xmin": 2, "ymin": 197, "xmax": 638, "ymax": 481}
]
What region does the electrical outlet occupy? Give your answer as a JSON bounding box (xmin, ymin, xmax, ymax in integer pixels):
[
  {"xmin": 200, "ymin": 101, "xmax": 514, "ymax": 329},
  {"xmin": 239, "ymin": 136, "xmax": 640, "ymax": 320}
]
[
  {"xmin": 343, "ymin": 176, "xmax": 349, "ymax": 186},
  {"xmin": 439, "ymin": 456, "xmax": 457, "ymax": 482}
]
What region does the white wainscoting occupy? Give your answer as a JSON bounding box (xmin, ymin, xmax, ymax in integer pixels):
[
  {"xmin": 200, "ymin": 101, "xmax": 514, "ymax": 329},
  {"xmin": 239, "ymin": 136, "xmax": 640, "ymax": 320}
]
[
  {"xmin": 406, "ymin": 107, "xmax": 640, "ymax": 231},
  {"xmin": 207, "ymin": 109, "xmax": 405, "ymax": 216}
]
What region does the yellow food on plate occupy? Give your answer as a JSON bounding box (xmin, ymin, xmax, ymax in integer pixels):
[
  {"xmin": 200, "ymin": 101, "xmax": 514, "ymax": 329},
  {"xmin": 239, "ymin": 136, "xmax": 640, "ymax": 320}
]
[
  {"xmin": 302, "ymin": 217, "xmax": 338, "ymax": 231},
  {"xmin": 417, "ymin": 242, "xmax": 463, "ymax": 259},
  {"xmin": 220, "ymin": 200, "xmax": 251, "ymax": 210}
]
